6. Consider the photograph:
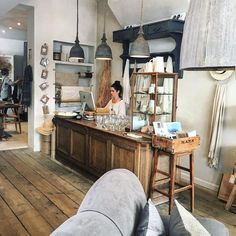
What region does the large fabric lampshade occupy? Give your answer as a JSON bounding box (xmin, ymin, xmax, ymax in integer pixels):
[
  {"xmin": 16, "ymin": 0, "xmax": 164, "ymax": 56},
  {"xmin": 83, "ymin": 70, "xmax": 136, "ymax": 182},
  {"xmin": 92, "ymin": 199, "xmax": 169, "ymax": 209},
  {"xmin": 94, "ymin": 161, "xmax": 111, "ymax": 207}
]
[{"xmin": 180, "ymin": 0, "xmax": 236, "ymax": 71}]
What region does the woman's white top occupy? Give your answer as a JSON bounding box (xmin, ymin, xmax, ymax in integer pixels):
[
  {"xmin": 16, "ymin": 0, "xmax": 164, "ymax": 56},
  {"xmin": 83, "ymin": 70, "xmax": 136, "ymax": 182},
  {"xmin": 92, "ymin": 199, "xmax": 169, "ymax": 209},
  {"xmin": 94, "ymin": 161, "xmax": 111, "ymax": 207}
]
[{"xmin": 105, "ymin": 99, "xmax": 126, "ymax": 116}]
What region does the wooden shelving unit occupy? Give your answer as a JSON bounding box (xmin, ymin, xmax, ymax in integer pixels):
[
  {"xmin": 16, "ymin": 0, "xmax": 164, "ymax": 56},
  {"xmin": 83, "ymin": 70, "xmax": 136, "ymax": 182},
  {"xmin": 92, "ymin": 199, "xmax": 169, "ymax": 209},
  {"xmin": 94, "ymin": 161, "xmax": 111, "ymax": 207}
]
[{"xmin": 130, "ymin": 72, "xmax": 178, "ymax": 130}]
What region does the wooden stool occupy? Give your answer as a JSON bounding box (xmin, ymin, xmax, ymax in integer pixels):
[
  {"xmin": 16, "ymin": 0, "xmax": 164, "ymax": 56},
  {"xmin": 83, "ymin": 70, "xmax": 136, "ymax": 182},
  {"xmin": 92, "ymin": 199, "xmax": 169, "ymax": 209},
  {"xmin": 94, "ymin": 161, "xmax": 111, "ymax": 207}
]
[
  {"xmin": 225, "ymin": 184, "xmax": 236, "ymax": 211},
  {"xmin": 4, "ymin": 106, "xmax": 22, "ymax": 134},
  {"xmin": 150, "ymin": 136, "xmax": 200, "ymax": 214}
]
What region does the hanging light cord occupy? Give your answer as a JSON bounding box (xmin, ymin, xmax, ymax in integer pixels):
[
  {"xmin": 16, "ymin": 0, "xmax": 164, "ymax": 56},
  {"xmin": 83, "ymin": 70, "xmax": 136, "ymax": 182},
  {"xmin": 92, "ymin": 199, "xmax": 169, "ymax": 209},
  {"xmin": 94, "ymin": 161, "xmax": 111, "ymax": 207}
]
[
  {"xmin": 103, "ymin": 1, "xmax": 106, "ymax": 34},
  {"xmin": 76, "ymin": 0, "xmax": 79, "ymax": 41},
  {"xmin": 140, "ymin": 0, "xmax": 143, "ymax": 26}
]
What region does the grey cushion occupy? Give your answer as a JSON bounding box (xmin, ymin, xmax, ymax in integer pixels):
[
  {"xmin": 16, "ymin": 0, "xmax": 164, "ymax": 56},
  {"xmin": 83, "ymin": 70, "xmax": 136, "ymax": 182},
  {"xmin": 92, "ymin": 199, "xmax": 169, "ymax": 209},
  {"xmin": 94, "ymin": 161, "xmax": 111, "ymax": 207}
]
[
  {"xmin": 169, "ymin": 200, "xmax": 210, "ymax": 236},
  {"xmin": 160, "ymin": 214, "xmax": 170, "ymax": 234},
  {"xmin": 161, "ymin": 214, "xmax": 230, "ymax": 236},
  {"xmin": 136, "ymin": 199, "xmax": 166, "ymax": 236},
  {"xmin": 78, "ymin": 169, "xmax": 147, "ymax": 236},
  {"xmin": 197, "ymin": 217, "xmax": 230, "ymax": 236}
]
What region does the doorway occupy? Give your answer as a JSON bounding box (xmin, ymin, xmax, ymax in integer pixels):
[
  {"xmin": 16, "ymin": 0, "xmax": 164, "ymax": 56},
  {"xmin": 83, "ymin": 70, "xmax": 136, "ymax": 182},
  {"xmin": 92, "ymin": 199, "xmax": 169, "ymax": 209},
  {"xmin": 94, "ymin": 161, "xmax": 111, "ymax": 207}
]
[{"xmin": 0, "ymin": 4, "xmax": 34, "ymax": 150}]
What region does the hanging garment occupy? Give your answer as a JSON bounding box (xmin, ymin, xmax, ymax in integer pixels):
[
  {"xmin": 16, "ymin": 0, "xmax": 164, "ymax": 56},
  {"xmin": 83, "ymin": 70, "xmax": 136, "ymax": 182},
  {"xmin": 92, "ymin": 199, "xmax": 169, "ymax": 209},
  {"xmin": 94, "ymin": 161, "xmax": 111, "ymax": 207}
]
[
  {"xmin": 122, "ymin": 59, "xmax": 131, "ymax": 106},
  {"xmin": 162, "ymin": 56, "xmax": 173, "ymax": 117},
  {"xmin": 208, "ymin": 83, "xmax": 227, "ymax": 168},
  {"xmin": 12, "ymin": 85, "xmax": 18, "ymax": 103},
  {"xmin": 21, "ymin": 65, "xmax": 33, "ymax": 107}
]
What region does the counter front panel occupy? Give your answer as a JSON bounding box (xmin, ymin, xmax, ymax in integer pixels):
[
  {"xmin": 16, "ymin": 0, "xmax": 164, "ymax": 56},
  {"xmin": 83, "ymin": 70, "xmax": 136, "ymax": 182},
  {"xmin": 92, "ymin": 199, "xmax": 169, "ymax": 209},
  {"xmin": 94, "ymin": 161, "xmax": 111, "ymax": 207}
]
[{"xmin": 54, "ymin": 117, "xmax": 152, "ymax": 195}]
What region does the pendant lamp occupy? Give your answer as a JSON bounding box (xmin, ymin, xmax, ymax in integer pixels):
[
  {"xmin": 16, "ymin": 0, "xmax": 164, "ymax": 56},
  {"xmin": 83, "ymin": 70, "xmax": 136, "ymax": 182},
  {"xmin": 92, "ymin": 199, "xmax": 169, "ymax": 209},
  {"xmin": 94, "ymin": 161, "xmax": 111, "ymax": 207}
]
[
  {"xmin": 130, "ymin": 0, "xmax": 150, "ymax": 58},
  {"xmin": 180, "ymin": 0, "xmax": 236, "ymax": 71},
  {"xmin": 69, "ymin": 0, "xmax": 84, "ymax": 61},
  {"xmin": 95, "ymin": 1, "xmax": 112, "ymax": 60}
]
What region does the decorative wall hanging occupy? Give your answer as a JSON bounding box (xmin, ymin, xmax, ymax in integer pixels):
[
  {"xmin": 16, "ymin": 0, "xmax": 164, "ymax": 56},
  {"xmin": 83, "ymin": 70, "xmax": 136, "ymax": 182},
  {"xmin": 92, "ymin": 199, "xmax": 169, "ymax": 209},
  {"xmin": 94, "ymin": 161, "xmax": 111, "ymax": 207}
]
[
  {"xmin": 39, "ymin": 82, "xmax": 49, "ymax": 91},
  {"xmin": 209, "ymin": 70, "xmax": 234, "ymax": 81},
  {"xmin": 40, "ymin": 57, "xmax": 49, "ymax": 67},
  {"xmin": 40, "ymin": 94, "xmax": 49, "ymax": 104},
  {"xmin": 42, "ymin": 104, "xmax": 49, "ymax": 114},
  {"xmin": 41, "ymin": 43, "xmax": 48, "ymax": 55},
  {"xmin": 39, "ymin": 43, "xmax": 50, "ymax": 115},
  {"xmin": 208, "ymin": 84, "xmax": 227, "ymax": 168},
  {"xmin": 41, "ymin": 69, "xmax": 48, "ymax": 79}
]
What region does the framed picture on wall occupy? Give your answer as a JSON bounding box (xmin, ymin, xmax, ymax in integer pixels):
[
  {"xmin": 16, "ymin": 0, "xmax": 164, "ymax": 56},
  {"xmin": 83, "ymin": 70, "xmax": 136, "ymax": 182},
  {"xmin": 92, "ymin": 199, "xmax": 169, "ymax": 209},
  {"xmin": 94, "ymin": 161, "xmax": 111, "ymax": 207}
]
[
  {"xmin": 40, "ymin": 57, "xmax": 49, "ymax": 67},
  {"xmin": 41, "ymin": 43, "xmax": 48, "ymax": 55},
  {"xmin": 41, "ymin": 69, "xmax": 48, "ymax": 79}
]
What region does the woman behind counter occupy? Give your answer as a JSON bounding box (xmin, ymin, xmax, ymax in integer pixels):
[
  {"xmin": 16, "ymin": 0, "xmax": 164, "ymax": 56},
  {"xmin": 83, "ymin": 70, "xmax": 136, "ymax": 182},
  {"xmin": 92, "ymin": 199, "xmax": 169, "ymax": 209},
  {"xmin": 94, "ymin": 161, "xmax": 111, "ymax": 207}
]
[{"xmin": 105, "ymin": 81, "xmax": 126, "ymax": 116}]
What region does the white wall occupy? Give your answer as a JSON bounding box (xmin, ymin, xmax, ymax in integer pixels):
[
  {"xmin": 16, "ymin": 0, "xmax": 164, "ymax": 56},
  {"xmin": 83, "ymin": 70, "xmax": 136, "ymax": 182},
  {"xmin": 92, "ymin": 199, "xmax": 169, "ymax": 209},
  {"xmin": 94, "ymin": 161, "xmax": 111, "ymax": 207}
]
[
  {"xmin": 98, "ymin": 1, "xmax": 236, "ymax": 191},
  {"xmin": 178, "ymin": 71, "xmax": 236, "ymax": 190},
  {"xmin": 21, "ymin": 0, "xmax": 97, "ymax": 151},
  {"xmin": 0, "ymin": 38, "xmax": 25, "ymax": 55},
  {"xmin": 26, "ymin": 6, "xmax": 34, "ymax": 149}
]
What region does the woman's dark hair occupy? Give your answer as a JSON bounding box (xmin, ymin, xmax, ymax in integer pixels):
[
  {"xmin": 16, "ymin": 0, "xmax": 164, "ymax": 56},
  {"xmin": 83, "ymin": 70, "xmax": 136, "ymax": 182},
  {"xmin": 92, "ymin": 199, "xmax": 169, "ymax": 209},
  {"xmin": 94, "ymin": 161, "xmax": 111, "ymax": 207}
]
[
  {"xmin": 111, "ymin": 80, "xmax": 123, "ymax": 98},
  {"xmin": 1, "ymin": 68, "xmax": 9, "ymax": 76}
]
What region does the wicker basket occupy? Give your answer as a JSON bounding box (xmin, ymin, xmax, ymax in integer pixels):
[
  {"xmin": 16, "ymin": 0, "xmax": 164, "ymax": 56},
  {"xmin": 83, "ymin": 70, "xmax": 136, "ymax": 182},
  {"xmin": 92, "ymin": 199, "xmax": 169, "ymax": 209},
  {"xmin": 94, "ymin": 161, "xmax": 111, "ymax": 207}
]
[
  {"xmin": 41, "ymin": 134, "xmax": 51, "ymax": 155},
  {"xmin": 152, "ymin": 135, "xmax": 200, "ymax": 154}
]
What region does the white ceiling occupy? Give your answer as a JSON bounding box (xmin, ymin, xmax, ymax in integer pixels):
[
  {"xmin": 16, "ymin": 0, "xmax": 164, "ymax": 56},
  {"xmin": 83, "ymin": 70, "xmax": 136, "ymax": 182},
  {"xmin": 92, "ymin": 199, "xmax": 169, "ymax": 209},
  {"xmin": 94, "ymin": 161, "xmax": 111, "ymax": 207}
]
[
  {"xmin": 108, "ymin": 0, "xmax": 190, "ymax": 27},
  {"xmin": 0, "ymin": 0, "xmax": 190, "ymax": 40},
  {"xmin": 0, "ymin": 2, "xmax": 29, "ymax": 40},
  {"xmin": 0, "ymin": 0, "xmax": 22, "ymax": 17}
]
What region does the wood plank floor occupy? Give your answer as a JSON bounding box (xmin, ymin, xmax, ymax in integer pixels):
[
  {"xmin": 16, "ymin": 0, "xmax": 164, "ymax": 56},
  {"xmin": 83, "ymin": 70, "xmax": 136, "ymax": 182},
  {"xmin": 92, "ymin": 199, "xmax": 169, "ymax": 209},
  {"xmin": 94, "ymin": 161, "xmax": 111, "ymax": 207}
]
[
  {"xmin": 0, "ymin": 148, "xmax": 235, "ymax": 235},
  {"xmin": 0, "ymin": 149, "xmax": 93, "ymax": 236}
]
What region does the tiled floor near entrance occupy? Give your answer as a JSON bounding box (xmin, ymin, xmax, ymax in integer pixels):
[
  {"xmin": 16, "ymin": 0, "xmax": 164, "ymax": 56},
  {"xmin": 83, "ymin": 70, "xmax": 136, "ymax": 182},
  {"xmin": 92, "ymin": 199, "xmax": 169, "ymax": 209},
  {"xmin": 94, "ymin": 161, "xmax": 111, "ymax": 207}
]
[{"xmin": 0, "ymin": 122, "xmax": 28, "ymax": 150}]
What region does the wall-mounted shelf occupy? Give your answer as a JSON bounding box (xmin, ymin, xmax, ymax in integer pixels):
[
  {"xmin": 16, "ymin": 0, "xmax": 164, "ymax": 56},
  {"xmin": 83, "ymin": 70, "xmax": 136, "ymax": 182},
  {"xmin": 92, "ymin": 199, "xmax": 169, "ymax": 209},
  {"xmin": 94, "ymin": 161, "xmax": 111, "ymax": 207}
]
[
  {"xmin": 54, "ymin": 61, "xmax": 94, "ymax": 67},
  {"xmin": 53, "ymin": 40, "xmax": 96, "ymax": 109},
  {"xmin": 113, "ymin": 19, "xmax": 184, "ymax": 78}
]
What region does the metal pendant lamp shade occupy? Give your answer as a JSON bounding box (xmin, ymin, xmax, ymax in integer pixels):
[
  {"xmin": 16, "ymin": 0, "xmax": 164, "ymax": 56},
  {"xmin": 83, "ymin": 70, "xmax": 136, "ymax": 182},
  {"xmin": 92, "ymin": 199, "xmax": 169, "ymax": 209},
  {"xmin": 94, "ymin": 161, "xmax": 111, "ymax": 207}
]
[
  {"xmin": 69, "ymin": 0, "xmax": 84, "ymax": 61},
  {"xmin": 130, "ymin": 26, "xmax": 150, "ymax": 58},
  {"xmin": 95, "ymin": 1, "xmax": 112, "ymax": 60},
  {"xmin": 130, "ymin": 0, "xmax": 150, "ymax": 58},
  {"xmin": 95, "ymin": 33, "xmax": 112, "ymax": 60},
  {"xmin": 180, "ymin": 0, "xmax": 236, "ymax": 71}
]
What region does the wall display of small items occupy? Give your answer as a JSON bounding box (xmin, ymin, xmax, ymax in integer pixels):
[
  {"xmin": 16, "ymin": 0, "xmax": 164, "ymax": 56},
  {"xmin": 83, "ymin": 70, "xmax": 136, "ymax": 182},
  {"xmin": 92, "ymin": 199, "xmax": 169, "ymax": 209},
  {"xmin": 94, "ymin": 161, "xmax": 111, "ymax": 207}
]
[{"xmin": 39, "ymin": 43, "xmax": 50, "ymax": 115}]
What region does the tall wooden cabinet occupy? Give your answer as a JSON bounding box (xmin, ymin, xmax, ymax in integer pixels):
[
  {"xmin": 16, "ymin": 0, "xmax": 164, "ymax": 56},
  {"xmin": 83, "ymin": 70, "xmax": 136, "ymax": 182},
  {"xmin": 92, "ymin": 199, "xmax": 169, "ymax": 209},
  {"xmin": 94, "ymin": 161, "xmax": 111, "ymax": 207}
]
[{"xmin": 130, "ymin": 72, "xmax": 178, "ymax": 130}]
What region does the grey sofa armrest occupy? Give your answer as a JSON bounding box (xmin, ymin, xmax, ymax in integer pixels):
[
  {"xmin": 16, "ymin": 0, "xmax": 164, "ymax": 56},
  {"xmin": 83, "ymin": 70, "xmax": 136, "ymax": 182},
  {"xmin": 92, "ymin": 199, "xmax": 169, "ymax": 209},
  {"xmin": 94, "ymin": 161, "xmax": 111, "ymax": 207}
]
[
  {"xmin": 51, "ymin": 211, "xmax": 121, "ymax": 236},
  {"xmin": 51, "ymin": 169, "xmax": 147, "ymax": 236},
  {"xmin": 78, "ymin": 169, "xmax": 147, "ymax": 236}
]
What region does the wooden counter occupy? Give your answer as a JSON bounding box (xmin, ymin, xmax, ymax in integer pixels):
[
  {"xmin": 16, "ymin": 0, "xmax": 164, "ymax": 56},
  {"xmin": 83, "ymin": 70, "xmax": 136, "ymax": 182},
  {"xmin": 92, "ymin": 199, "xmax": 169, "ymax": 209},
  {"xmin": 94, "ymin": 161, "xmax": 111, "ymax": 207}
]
[{"xmin": 54, "ymin": 117, "xmax": 152, "ymax": 195}]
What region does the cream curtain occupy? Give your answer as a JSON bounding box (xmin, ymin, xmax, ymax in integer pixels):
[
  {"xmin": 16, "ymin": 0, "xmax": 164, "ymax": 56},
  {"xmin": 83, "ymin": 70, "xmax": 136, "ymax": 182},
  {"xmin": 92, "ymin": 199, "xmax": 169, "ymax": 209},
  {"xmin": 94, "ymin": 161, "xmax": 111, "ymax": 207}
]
[{"xmin": 208, "ymin": 83, "xmax": 227, "ymax": 168}]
